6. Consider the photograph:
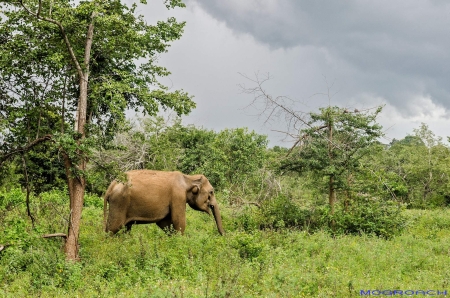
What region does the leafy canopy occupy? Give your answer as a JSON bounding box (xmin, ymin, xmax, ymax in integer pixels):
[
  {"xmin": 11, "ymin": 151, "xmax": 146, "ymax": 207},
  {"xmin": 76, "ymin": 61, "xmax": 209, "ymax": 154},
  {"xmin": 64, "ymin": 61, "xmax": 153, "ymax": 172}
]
[
  {"xmin": 283, "ymin": 106, "xmax": 384, "ymax": 192},
  {"xmin": 0, "ymin": 0, "xmax": 194, "ymax": 189}
]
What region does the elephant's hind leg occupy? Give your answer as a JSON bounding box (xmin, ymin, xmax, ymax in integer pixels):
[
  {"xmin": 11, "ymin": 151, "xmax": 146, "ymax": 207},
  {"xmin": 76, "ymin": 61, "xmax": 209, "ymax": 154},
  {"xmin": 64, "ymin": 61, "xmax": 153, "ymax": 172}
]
[
  {"xmin": 125, "ymin": 222, "xmax": 134, "ymax": 232},
  {"xmin": 156, "ymin": 215, "xmax": 174, "ymax": 234},
  {"xmin": 106, "ymin": 207, "xmax": 127, "ymax": 234},
  {"xmin": 106, "ymin": 217, "xmax": 126, "ymax": 234}
]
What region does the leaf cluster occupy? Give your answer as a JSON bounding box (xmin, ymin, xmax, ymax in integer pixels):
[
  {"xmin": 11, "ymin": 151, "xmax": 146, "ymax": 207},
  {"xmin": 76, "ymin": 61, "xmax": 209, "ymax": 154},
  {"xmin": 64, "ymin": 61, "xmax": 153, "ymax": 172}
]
[
  {"xmin": 0, "ymin": 0, "xmax": 194, "ymax": 192},
  {"xmin": 282, "ymin": 106, "xmax": 383, "ymax": 189},
  {"xmin": 88, "ymin": 117, "xmax": 269, "ymax": 193}
]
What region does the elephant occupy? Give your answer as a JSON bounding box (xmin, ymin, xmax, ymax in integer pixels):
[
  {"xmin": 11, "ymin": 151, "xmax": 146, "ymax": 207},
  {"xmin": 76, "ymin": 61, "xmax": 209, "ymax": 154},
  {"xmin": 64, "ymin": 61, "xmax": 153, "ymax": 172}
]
[{"xmin": 103, "ymin": 170, "xmax": 225, "ymax": 235}]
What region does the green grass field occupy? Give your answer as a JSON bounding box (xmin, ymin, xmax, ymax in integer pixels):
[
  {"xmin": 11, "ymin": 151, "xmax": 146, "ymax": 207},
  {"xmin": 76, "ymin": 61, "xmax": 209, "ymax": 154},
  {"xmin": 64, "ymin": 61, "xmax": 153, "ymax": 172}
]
[{"xmin": 1, "ymin": 191, "xmax": 450, "ymax": 297}]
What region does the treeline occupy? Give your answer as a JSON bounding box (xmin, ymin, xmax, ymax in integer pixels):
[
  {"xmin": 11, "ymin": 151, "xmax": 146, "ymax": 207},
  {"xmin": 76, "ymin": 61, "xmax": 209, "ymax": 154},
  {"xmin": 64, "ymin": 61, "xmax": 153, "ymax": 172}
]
[
  {"xmin": 3, "ymin": 116, "xmax": 449, "ymax": 208},
  {"xmin": 4, "ymin": 117, "xmax": 450, "ymax": 208},
  {"xmin": 1, "ymin": 116, "xmax": 450, "ymax": 296},
  {"xmin": 88, "ymin": 117, "xmax": 269, "ymax": 194},
  {"xmin": 2, "ymin": 116, "xmax": 449, "ymax": 238}
]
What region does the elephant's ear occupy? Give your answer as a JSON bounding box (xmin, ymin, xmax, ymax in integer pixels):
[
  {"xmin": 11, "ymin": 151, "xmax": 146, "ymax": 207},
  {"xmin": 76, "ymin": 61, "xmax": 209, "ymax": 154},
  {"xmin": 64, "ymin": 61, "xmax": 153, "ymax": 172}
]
[
  {"xmin": 191, "ymin": 185, "xmax": 199, "ymax": 194},
  {"xmin": 185, "ymin": 175, "xmax": 203, "ymax": 203}
]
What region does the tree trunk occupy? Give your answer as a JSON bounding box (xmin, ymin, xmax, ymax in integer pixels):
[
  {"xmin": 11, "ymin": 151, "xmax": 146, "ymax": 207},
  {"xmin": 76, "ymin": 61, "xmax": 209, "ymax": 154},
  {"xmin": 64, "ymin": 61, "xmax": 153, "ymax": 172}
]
[
  {"xmin": 64, "ymin": 175, "xmax": 85, "ymax": 260},
  {"xmin": 329, "ymin": 175, "xmax": 336, "ymax": 214},
  {"xmin": 327, "ymin": 114, "xmax": 335, "ymax": 214},
  {"xmin": 22, "ymin": 155, "xmax": 35, "ymax": 227},
  {"xmin": 18, "ymin": 0, "xmax": 96, "ymax": 262},
  {"xmin": 64, "ymin": 73, "xmax": 89, "ymax": 261}
]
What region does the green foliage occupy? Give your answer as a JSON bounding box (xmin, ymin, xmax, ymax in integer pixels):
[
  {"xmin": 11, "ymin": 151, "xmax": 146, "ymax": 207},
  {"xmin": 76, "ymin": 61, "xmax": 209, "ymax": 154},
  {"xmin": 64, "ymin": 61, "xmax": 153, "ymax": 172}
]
[
  {"xmin": 282, "ymin": 106, "xmax": 384, "ymax": 206},
  {"xmin": 0, "ymin": 188, "xmax": 25, "ymax": 211},
  {"xmin": 231, "ymin": 232, "xmax": 266, "ymax": 260},
  {"xmin": 357, "ymin": 123, "xmax": 450, "ymax": 208},
  {"xmin": 89, "ymin": 117, "xmax": 268, "ymax": 191},
  {"xmin": 0, "ymin": 0, "xmax": 194, "ymax": 193},
  {"xmin": 84, "ymin": 192, "xmax": 103, "ymax": 209},
  {"xmin": 141, "ymin": 117, "xmax": 185, "ymax": 171},
  {"xmin": 215, "ymin": 128, "xmax": 268, "ymax": 185},
  {"xmin": 176, "ymin": 125, "xmax": 228, "ymax": 187},
  {"xmin": 0, "ymin": 163, "xmax": 22, "ymax": 192},
  {"xmin": 233, "ymin": 191, "xmax": 406, "ymax": 239},
  {"xmin": 258, "ymin": 194, "xmax": 309, "ymax": 230},
  {"xmin": 1, "ymin": 188, "xmax": 450, "ymax": 297},
  {"xmin": 329, "ymin": 196, "xmax": 407, "ymax": 239},
  {"xmin": 28, "ymin": 154, "xmax": 66, "ymax": 192}
]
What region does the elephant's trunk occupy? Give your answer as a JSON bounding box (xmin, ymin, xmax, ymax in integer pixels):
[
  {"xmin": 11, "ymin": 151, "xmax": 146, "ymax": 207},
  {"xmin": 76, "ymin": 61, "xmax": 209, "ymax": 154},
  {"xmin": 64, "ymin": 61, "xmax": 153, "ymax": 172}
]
[{"xmin": 210, "ymin": 198, "xmax": 225, "ymax": 235}]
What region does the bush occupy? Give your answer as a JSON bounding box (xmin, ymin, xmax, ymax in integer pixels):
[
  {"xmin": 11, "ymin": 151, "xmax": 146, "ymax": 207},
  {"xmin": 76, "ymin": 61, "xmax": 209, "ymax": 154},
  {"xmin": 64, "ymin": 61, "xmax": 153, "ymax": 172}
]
[
  {"xmin": 233, "ymin": 193, "xmax": 407, "ymax": 239},
  {"xmin": 329, "ymin": 195, "xmax": 407, "ymax": 239},
  {"xmin": 259, "ymin": 194, "xmax": 309, "ymax": 230},
  {"xmin": 0, "ymin": 188, "xmax": 25, "ymax": 210},
  {"xmin": 233, "ymin": 194, "xmax": 326, "ymax": 233},
  {"xmin": 231, "ymin": 232, "xmax": 266, "ymax": 261},
  {"xmin": 84, "ymin": 192, "xmax": 104, "ymax": 209}
]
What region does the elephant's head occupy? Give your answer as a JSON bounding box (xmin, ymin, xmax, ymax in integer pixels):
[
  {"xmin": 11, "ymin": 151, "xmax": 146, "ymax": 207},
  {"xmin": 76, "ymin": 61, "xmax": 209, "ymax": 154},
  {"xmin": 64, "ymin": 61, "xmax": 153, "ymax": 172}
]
[{"xmin": 185, "ymin": 175, "xmax": 225, "ymax": 235}]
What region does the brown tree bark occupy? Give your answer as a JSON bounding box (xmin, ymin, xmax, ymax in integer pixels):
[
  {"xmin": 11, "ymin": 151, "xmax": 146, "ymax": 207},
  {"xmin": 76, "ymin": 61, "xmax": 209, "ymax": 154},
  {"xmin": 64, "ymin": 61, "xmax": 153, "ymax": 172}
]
[
  {"xmin": 64, "ymin": 173, "xmax": 85, "ymax": 260},
  {"xmin": 329, "ymin": 175, "xmax": 336, "ymax": 214},
  {"xmin": 18, "ymin": 0, "xmax": 96, "ymax": 261},
  {"xmin": 63, "ymin": 25, "xmax": 93, "ymax": 260},
  {"xmin": 327, "ymin": 117, "xmax": 336, "ymax": 215}
]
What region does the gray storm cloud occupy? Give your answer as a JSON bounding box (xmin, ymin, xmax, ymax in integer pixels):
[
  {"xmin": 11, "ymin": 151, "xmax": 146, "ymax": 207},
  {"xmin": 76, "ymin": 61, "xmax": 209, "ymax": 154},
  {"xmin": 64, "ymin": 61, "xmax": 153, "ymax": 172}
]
[{"xmin": 186, "ymin": 0, "xmax": 450, "ymax": 116}]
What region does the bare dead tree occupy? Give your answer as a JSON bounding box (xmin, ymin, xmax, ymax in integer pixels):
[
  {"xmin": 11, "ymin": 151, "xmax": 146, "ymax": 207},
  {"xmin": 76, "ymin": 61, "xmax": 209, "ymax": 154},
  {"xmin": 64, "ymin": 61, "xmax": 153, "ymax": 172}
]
[
  {"xmin": 91, "ymin": 130, "xmax": 150, "ymax": 174},
  {"xmin": 239, "ymin": 72, "xmax": 341, "ymax": 153},
  {"xmin": 239, "ymin": 72, "xmax": 311, "ymax": 145},
  {"xmin": 239, "ymin": 73, "xmax": 386, "ymax": 216}
]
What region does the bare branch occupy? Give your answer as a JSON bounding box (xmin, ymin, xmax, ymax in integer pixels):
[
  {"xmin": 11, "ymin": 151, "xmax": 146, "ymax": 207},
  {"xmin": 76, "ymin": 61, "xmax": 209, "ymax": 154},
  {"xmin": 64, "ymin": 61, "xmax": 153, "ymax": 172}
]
[
  {"xmin": 0, "ymin": 134, "xmax": 52, "ymax": 166},
  {"xmin": 18, "ymin": 0, "xmax": 85, "ymax": 79},
  {"xmin": 287, "ymin": 125, "xmax": 328, "ymax": 155},
  {"xmin": 239, "ymin": 72, "xmax": 310, "ymax": 138},
  {"xmin": 239, "ymin": 73, "xmax": 345, "ymax": 149},
  {"xmin": 42, "ymin": 233, "xmax": 67, "ymax": 239}
]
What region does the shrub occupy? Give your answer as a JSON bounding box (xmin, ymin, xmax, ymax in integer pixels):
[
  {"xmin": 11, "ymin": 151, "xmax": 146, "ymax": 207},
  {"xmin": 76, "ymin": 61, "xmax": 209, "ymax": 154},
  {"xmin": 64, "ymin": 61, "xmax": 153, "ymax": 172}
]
[
  {"xmin": 329, "ymin": 195, "xmax": 407, "ymax": 239},
  {"xmin": 0, "ymin": 188, "xmax": 25, "ymax": 210},
  {"xmin": 258, "ymin": 194, "xmax": 308, "ymax": 230},
  {"xmin": 231, "ymin": 232, "xmax": 266, "ymax": 261},
  {"xmin": 84, "ymin": 192, "xmax": 104, "ymax": 209},
  {"xmin": 233, "ymin": 206, "xmax": 262, "ymax": 232},
  {"xmin": 234, "ymin": 193, "xmax": 407, "ymax": 239}
]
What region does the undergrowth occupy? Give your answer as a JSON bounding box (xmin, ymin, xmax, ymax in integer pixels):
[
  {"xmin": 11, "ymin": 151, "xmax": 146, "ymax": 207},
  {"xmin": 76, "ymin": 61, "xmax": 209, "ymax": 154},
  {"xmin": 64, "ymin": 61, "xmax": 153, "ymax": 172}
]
[{"xmin": 0, "ymin": 189, "xmax": 449, "ymax": 297}]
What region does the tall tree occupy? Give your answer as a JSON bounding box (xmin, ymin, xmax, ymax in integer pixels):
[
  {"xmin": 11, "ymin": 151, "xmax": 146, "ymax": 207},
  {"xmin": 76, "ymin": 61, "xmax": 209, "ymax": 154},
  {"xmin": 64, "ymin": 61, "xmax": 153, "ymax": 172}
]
[
  {"xmin": 240, "ymin": 73, "xmax": 383, "ymax": 212},
  {"xmin": 282, "ymin": 106, "xmax": 383, "ymax": 213},
  {"xmin": 384, "ymin": 124, "xmax": 450, "ymax": 207},
  {"xmin": 0, "ymin": 0, "xmax": 195, "ymax": 260}
]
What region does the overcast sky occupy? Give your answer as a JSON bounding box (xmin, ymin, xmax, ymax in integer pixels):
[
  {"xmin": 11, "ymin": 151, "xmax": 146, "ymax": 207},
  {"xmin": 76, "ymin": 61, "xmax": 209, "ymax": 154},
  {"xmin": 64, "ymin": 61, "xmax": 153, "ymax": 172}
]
[{"xmin": 139, "ymin": 0, "xmax": 450, "ymax": 146}]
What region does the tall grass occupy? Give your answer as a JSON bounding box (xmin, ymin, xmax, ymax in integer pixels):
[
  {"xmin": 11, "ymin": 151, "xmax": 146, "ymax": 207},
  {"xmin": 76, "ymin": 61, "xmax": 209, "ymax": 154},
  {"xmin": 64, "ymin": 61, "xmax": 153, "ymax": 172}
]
[{"xmin": 1, "ymin": 189, "xmax": 449, "ymax": 297}]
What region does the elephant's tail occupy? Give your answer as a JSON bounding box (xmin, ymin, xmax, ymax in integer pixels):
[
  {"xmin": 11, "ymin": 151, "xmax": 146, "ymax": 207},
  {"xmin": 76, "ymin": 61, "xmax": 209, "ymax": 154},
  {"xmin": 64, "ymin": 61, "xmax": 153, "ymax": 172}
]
[{"xmin": 103, "ymin": 192, "xmax": 108, "ymax": 233}]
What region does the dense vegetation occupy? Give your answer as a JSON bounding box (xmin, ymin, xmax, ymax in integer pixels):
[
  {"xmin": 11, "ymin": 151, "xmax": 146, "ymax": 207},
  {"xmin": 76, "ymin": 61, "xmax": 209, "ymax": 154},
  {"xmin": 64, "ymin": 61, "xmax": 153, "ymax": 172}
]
[
  {"xmin": 0, "ymin": 0, "xmax": 193, "ymax": 259},
  {"xmin": 1, "ymin": 186, "xmax": 450, "ymax": 296},
  {"xmin": 1, "ymin": 117, "xmax": 450, "ymax": 296},
  {"xmin": 1, "ymin": 0, "xmax": 450, "ymax": 296}
]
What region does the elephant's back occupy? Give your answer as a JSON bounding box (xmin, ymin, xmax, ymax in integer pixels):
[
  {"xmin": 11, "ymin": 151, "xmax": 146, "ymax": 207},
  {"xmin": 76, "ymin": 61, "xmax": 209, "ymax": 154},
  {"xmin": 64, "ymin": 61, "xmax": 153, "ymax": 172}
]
[
  {"xmin": 123, "ymin": 170, "xmax": 183, "ymax": 221},
  {"xmin": 126, "ymin": 170, "xmax": 183, "ymax": 187},
  {"xmin": 126, "ymin": 169, "xmax": 181, "ymax": 179}
]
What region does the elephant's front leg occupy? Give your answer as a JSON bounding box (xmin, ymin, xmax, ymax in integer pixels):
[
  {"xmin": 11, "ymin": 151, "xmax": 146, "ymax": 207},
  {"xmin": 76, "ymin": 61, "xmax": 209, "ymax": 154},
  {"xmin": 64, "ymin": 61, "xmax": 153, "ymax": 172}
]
[{"xmin": 170, "ymin": 203, "xmax": 186, "ymax": 234}]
